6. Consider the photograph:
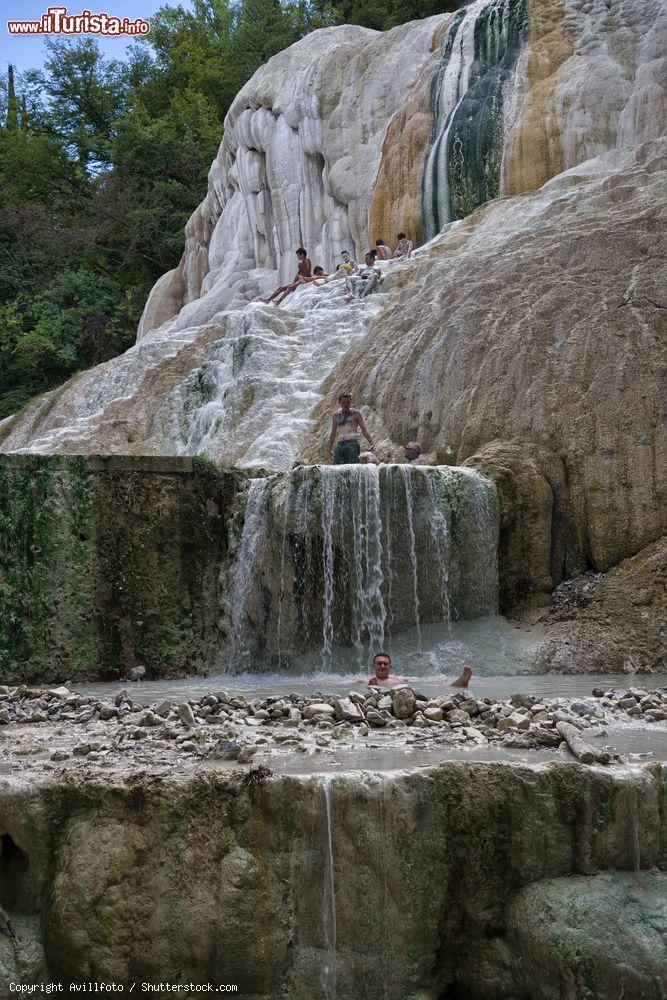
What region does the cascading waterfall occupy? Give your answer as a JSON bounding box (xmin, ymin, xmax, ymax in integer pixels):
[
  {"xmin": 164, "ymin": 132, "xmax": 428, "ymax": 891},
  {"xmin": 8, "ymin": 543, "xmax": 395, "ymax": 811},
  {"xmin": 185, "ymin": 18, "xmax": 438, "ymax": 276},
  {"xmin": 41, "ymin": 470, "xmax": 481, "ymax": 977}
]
[
  {"xmin": 229, "ymin": 477, "xmax": 272, "ymax": 671},
  {"xmin": 422, "ymin": 0, "xmax": 528, "ymax": 238},
  {"xmin": 400, "ymin": 466, "xmax": 423, "ymax": 651},
  {"xmin": 227, "ymin": 464, "xmax": 498, "ymax": 672},
  {"xmin": 159, "ymin": 282, "xmax": 384, "ymax": 470}
]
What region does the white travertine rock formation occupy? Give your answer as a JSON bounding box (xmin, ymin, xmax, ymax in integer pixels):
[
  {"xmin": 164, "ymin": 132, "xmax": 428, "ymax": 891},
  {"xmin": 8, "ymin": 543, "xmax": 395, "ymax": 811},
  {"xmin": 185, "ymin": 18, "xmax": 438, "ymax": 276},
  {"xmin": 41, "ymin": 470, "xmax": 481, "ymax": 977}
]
[
  {"xmin": 137, "ymin": 16, "xmax": 448, "ymax": 340},
  {"xmin": 0, "ymin": 0, "xmax": 665, "ymax": 583},
  {"xmin": 501, "ymin": 0, "xmax": 667, "ymax": 195}
]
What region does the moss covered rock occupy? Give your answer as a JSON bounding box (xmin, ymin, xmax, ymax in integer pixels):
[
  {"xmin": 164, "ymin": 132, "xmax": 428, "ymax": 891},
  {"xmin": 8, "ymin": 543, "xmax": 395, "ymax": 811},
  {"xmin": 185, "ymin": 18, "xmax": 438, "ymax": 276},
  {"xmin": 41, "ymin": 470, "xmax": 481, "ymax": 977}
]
[{"xmin": 0, "ymin": 454, "xmax": 246, "ymax": 683}]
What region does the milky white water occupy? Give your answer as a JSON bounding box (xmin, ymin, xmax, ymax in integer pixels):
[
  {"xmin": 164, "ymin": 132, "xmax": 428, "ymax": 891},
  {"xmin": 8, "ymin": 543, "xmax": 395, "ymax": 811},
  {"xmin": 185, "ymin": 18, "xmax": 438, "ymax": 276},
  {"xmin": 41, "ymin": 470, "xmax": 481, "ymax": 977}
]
[{"xmin": 157, "ymin": 275, "xmax": 388, "ymax": 469}]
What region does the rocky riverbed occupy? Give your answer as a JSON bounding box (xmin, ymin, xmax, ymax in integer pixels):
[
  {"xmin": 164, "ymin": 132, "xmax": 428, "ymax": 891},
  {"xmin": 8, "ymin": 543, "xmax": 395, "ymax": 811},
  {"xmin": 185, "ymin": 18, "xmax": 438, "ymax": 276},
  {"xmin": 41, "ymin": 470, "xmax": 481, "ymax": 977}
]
[{"xmin": 2, "ymin": 680, "xmax": 665, "ymax": 776}]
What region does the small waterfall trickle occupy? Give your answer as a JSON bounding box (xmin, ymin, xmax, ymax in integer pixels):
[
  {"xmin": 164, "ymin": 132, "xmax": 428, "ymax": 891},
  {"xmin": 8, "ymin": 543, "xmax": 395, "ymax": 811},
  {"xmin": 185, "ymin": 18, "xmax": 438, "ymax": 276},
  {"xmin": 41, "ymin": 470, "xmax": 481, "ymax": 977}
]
[
  {"xmin": 229, "ymin": 477, "xmax": 272, "ymax": 670},
  {"xmin": 322, "ymin": 778, "xmax": 337, "ymax": 1000},
  {"xmin": 423, "ymin": 1, "xmax": 485, "ymax": 239},
  {"xmin": 422, "ymin": 0, "xmax": 528, "ymax": 237},
  {"xmin": 400, "ymin": 466, "xmax": 423, "ymax": 651},
  {"xmin": 225, "ymin": 464, "xmax": 498, "ymax": 672}
]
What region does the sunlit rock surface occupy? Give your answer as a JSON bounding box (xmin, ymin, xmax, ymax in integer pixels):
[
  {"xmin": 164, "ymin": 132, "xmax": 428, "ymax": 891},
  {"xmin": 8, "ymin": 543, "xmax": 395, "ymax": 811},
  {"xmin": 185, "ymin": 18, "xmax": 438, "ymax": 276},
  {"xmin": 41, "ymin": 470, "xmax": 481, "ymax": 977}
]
[{"xmin": 137, "ymin": 15, "xmax": 448, "ymax": 338}]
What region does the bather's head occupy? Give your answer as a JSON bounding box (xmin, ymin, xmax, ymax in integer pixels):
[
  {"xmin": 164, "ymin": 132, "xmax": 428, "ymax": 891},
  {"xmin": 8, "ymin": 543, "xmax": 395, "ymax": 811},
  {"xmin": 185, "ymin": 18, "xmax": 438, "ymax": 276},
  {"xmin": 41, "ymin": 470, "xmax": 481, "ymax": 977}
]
[
  {"xmin": 397, "ymin": 232, "xmax": 406, "ymax": 240},
  {"xmin": 364, "ymin": 252, "xmax": 375, "ymax": 265},
  {"xmin": 338, "ymin": 391, "xmax": 353, "ymax": 412},
  {"xmin": 314, "ymin": 266, "xmax": 325, "ymax": 275},
  {"xmin": 404, "ymin": 440, "xmax": 422, "ymax": 462},
  {"xmin": 372, "ymin": 651, "xmax": 392, "ymax": 681},
  {"xmin": 341, "ymin": 250, "xmax": 351, "ymax": 262},
  {"xmin": 296, "ymin": 247, "xmax": 307, "ymax": 259}
]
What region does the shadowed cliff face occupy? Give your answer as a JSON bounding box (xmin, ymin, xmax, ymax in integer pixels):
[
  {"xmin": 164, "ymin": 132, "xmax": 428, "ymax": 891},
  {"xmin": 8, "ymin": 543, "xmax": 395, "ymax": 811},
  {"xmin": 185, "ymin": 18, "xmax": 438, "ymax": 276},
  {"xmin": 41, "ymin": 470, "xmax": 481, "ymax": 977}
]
[{"xmin": 1, "ymin": 761, "xmax": 664, "ymax": 995}]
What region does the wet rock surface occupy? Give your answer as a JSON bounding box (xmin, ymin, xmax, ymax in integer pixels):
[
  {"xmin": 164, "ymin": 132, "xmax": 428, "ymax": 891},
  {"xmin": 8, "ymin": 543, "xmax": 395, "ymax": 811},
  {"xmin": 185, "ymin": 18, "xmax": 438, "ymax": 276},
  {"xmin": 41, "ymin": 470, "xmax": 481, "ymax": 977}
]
[
  {"xmin": 507, "ymin": 872, "xmax": 667, "ymax": 1000},
  {"xmin": 0, "ymin": 680, "xmax": 664, "ymax": 777},
  {"xmin": 0, "ymin": 750, "xmax": 664, "ymax": 997}
]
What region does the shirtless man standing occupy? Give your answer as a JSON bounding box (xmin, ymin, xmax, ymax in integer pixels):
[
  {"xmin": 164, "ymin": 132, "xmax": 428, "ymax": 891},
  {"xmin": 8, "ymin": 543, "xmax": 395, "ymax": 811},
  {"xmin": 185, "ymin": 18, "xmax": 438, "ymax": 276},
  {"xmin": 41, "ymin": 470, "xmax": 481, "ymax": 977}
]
[
  {"xmin": 329, "ymin": 392, "xmax": 374, "ymax": 464},
  {"xmin": 260, "ymin": 248, "xmax": 312, "ymax": 305}
]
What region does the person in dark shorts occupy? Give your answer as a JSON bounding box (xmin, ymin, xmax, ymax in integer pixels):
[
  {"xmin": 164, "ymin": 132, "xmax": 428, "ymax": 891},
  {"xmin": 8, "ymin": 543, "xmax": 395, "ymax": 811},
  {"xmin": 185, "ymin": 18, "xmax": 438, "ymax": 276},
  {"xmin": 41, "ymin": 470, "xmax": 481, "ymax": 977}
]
[
  {"xmin": 259, "ymin": 248, "xmax": 312, "ymax": 305},
  {"xmin": 328, "ymin": 392, "xmax": 374, "ymax": 464}
]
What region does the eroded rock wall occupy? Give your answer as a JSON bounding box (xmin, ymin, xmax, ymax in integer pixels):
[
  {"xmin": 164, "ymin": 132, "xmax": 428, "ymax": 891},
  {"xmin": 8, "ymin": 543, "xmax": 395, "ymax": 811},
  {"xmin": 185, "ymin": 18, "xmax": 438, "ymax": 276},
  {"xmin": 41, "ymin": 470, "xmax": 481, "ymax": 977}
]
[
  {"xmin": 137, "ymin": 15, "xmax": 448, "ymax": 340},
  {"xmin": 1, "ymin": 762, "xmax": 664, "ymax": 996},
  {"xmin": 304, "ymin": 140, "xmax": 667, "ymax": 578}
]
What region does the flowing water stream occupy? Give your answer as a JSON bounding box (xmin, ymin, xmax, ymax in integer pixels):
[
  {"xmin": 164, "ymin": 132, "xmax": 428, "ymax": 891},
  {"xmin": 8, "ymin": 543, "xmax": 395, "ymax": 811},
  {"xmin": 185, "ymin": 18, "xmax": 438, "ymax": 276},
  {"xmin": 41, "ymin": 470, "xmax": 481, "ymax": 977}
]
[
  {"xmin": 423, "ymin": 0, "xmax": 528, "ymax": 237},
  {"xmin": 226, "ymin": 464, "xmax": 498, "ymax": 672},
  {"xmin": 322, "ymin": 777, "xmax": 338, "ymax": 1000}
]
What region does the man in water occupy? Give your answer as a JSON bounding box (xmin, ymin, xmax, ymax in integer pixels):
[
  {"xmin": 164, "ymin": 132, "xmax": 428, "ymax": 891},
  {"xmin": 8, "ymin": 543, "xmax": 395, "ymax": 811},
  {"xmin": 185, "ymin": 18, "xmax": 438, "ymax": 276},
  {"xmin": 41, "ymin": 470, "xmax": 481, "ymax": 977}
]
[
  {"xmin": 394, "ymin": 232, "xmax": 413, "ymax": 259},
  {"xmin": 404, "ymin": 441, "xmax": 427, "ymax": 465},
  {"xmin": 344, "ymin": 253, "xmax": 381, "ymax": 302},
  {"xmin": 367, "ymin": 651, "xmax": 407, "ymax": 686},
  {"xmin": 328, "ymin": 392, "xmax": 374, "ymax": 464},
  {"xmin": 367, "ymin": 653, "xmax": 472, "ymax": 688},
  {"xmin": 259, "ymin": 248, "xmax": 312, "ymax": 305},
  {"xmin": 451, "ymin": 665, "xmax": 473, "ymax": 688},
  {"xmin": 374, "ymin": 238, "xmax": 393, "ymax": 260}
]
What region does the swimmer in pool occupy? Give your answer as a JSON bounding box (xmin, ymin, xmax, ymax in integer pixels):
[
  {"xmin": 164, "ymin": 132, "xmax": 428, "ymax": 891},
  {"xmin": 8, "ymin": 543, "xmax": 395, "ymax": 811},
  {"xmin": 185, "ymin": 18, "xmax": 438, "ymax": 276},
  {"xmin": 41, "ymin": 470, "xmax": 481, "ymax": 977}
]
[
  {"xmin": 367, "ymin": 651, "xmax": 407, "ymax": 686},
  {"xmin": 450, "ymin": 665, "xmax": 473, "ymax": 688}
]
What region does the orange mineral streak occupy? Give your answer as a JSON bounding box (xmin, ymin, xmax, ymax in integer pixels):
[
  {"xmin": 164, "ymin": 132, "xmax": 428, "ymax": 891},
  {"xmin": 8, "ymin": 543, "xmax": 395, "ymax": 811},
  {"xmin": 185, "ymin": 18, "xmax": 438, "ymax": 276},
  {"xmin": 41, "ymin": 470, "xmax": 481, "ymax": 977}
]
[
  {"xmin": 502, "ymin": 0, "xmax": 575, "ymax": 196},
  {"xmin": 369, "ymin": 17, "xmax": 454, "ymax": 251}
]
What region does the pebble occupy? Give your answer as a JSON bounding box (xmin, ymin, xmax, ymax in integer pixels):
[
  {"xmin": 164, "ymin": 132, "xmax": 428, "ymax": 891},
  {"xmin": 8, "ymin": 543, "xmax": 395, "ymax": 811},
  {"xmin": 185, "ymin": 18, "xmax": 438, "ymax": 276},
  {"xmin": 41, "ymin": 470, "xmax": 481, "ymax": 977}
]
[
  {"xmin": 335, "ymin": 697, "xmax": 364, "ymax": 722},
  {"xmin": 0, "ymin": 681, "xmax": 661, "ymax": 773},
  {"xmin": 210, "ymin": 740, "xmax": 240, "ymax": 760},
  {"xmin": 303, "ymin": 703, "xmax": 335, "ymax": 719}
]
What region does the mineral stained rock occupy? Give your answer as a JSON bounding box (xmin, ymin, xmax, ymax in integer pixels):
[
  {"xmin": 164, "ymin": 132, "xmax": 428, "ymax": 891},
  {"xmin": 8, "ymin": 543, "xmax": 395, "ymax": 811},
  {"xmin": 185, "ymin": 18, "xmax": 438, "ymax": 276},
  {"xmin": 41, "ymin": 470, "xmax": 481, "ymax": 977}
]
[
  {"xmin": 506, "ymin": 872, "xmax": 667, "ymax": 1000},
  {"xmin": 0, "ymin": 0, "xmax": 664, "ymax": 660},
  {"xmin": 0, "ymin": 761, "xmax": 664, "ymax": 996}
]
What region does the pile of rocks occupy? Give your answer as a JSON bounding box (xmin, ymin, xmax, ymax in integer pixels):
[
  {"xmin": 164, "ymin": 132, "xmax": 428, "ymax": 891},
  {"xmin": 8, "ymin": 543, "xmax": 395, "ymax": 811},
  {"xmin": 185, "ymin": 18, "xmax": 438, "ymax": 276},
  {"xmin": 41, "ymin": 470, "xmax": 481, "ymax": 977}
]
[
  {"xmin": 591, "ymin": 686, "xmax": 666, "ymax": 723},
  {"xmin": 0, "ymin": 681, "xmax": 663, "ymax": 770}
]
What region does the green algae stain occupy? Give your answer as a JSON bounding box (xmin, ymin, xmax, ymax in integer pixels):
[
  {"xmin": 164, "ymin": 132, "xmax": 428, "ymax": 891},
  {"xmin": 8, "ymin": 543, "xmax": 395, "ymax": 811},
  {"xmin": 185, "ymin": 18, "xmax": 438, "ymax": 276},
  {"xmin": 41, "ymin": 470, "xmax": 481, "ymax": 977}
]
[
  {"xmin": 0, "ymin": 455, "xmax": 96, "ymax": 682},
  {"xmin": 0, "ymin": 455, "xmax": 245, "ymax": 684}
]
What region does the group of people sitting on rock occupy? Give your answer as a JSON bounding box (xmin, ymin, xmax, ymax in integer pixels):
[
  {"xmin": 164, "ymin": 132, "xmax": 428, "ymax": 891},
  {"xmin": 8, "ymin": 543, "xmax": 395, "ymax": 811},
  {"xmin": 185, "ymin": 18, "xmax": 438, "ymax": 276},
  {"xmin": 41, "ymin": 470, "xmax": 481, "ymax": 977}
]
[{"xmin": 258, "ymin": 233, "xmax": 413, "ymax": 307}]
